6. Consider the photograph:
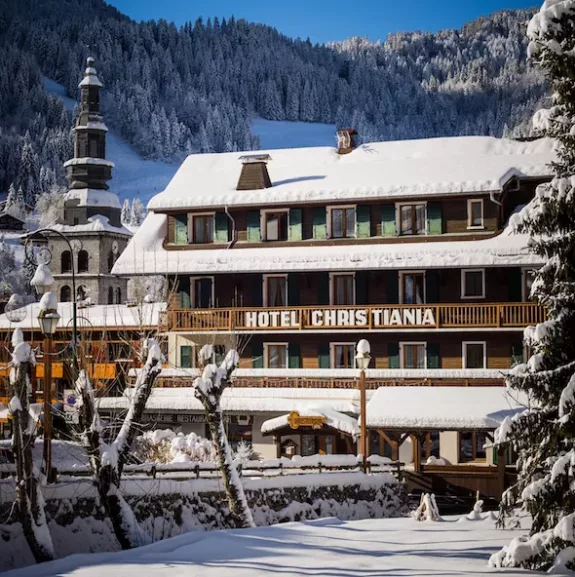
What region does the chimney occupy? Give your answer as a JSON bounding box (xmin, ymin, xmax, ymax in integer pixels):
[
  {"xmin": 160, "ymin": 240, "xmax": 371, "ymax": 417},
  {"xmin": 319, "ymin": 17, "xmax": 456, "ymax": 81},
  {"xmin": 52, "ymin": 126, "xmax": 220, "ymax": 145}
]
[
  {"xmin": 236, "ymin": 154, "xmax": 272, "ymax": 190},
  {"xmin": 336, "ymin": 128, "xmax": 358, "ymax": 154}
]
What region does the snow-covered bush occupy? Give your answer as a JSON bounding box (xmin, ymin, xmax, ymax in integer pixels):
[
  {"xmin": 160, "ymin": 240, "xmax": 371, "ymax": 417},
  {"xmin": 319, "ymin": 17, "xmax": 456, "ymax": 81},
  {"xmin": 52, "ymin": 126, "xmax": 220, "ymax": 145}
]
[
  {"xmin": 133, "ymin": 429, "xmax": 216, "ymax": 464},
  {"xmin": 233, "ymin": 441, "xmax": 255, "ymax": 464},
  {"xmin": 412, "ymin": 493, "xmax": 441, "ymax": 522}
]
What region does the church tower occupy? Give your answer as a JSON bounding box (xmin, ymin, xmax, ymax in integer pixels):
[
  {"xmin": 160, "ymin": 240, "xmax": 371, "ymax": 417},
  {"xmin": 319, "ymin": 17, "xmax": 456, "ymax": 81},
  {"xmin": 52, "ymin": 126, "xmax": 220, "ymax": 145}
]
[{"xmin": 49, "ymin": 57, "xmax": 130, "ymax": 305}]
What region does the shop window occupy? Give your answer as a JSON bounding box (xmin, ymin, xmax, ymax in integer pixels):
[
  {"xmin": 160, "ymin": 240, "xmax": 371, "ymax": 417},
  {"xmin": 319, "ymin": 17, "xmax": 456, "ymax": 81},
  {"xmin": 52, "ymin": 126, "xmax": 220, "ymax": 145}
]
[
  {"xmin": 331, "ymin": 343, "xmax": 355, "ymax": 368},
  {"xmin": 331, "ymin": 273, "xmax": 355, "ymax": 305},
  {"xmin": 225, "ymin": 423, "xmax": 252, "ymax": 452},
  {"xmin": 77, "ymin": 250, "xmax": 89, "ymax": 273},
  {"xmin": 329, "ymin": 206, "xmax": 356, "ymax": 238},
  {"xmin": 461, "ymin": 269, "xmax": 485, "ymax": 299},
  {"xmin": 264, "ymin": 275, "xmax": 287, "ymax": 307},
  {"xmin": 61, "ymin": 250, "xmax": 72, "ymax": 273},
  {"xmin": 263, "ymin": 210, "xmax": 288, "ymax": 241},
  {"xmin": 191, "ymin": 214, "xmax": 214, "ymax": 244},
  {"xmin": 459, "ymin": 431, "xmax": 487, "ymax": 462},
  {"xmin": 463, "ymin": 342, "xmax": 486, "ymax": 369},
  {"xmin": 467, "ymin": 199, "xmax": 484, "ymax": 229},
  {"xmin": 397, "ymin": 203, "xmax": 426, "ymax": 236},
  {"xmin": 60, "ymin": 285, "xmax": 71, "ymax": 302},
  {"xmin": 400, "ymin": 342, "xmax": 426, "ymax": 369},
  {"xmin": 400, "ymin": 272, "xmax": 425, "ymax": 304},
  {"xmin": 265, "ymin": 343, "xmax": 288, "ymax": 369},
  {"xmin": 302, "ymin": 434, "xmax": 316, "ymax": 456}
]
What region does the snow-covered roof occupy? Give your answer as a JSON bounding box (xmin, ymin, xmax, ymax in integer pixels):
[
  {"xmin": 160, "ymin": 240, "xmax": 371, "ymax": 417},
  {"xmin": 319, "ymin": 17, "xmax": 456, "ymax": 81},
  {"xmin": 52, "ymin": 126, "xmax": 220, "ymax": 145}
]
[
  {"xmin": 365, "ymin": 386, "xmax": 527, "ymax": 430},
  {"xmin": 148, "ymin": 136, "xmax": 555, "ymax": 211},
  {"xmin": 261, "ymin": 407, "xmax": 360, "ymax": 438},
  {"xmin": 97, "ymin": 387, "xmax": 365, "ymax": 414},
  {"xmin": 52, "ymin": 215, "xmax": 132, "ymax": 236},
  {"xmin": 63, "ymin": 157, "xmax": 114, "ymax": 168},
  {"xmin": 112, "ymin": 212, "xmax": 542, "ymax": 275},
  {"xmin": 75, "ymin": 121, "xmax": 108, "ymax": 132},
  {"xmin": 63, "ymin": 188, "xmax": 121, "ymax": 209},
  {"xmin": 0, "ymin": 302, "xmax": 165, "ymax": 331}
]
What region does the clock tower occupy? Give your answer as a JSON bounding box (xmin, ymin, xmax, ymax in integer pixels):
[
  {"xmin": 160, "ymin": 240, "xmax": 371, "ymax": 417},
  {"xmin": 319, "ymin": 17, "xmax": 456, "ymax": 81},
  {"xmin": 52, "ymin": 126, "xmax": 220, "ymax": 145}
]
[{"xmin": 48, "ymin": 57, "xmax": 131, "ymax": 305}]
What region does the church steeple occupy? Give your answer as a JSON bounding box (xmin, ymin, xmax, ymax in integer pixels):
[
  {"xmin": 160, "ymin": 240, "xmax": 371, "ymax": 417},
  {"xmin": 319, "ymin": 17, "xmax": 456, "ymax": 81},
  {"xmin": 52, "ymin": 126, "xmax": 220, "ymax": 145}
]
[{"xmin": 64, "ymin": 57, "xmax": 113, "ymax": 190}]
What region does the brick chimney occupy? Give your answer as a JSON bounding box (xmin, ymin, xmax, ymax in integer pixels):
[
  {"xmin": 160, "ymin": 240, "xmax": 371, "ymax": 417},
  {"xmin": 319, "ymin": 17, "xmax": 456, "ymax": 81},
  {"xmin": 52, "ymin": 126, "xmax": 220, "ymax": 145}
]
[
  {"xmin": 236, "ymin": 154, "xmax": 272, "ymax": 190},
  {"xmin": 336, "ymin": 129, "xmax": 358, "ymax": 154}
]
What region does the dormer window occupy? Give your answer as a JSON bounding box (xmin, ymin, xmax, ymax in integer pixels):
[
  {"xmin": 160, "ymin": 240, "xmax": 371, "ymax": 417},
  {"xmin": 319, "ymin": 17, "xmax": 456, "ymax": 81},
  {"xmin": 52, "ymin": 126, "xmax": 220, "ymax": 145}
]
[
  {"xmin": 329, "ymin": 206, "xmax": 356, "ymax": 239},
  {"xmin": 191, "ymin": 213, "xmax": 214, "ymax": 244}
]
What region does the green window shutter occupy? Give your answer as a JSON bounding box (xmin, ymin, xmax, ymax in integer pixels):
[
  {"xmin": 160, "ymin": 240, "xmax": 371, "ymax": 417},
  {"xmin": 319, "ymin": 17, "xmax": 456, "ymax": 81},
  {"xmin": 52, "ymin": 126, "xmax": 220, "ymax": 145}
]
[
  {"xmin": 289, "ymin": 209, "xmax": 302, "ymax": 241},
  {"xmin": 318, "ymin": 272, "xmax": 330, "ymax": 305},
  {"xmin": 252, "ymin": 275, "xmax": 263, "ymax": 306},
  {"xmin": 425, "ymin": 270, "xmax": 440, "ymax": 303},
  {"xmin": 381, "ymin": 204, "xmax": 396, "ymax": 237},
  {"xmin": 252, "ymin": 342, "xmax": 263, "ymax": 368},
  {"xmin": 388, "ymin": 343, "xmax": 400, "ymax": 369},
  {"xmin": 385, "ymin": 271, "xmax": 399, "ymax": 304},
  {"xmin": 511, "ymin": 343, "xmax": 524, "ymax": 366},
  {"xmin": 318, "ymin": 344, "xmax": 330, "ymax": 369},
  {"xmin": 312, "ymin": 207, "xmax": 327, "ymax": 239},
  {"xmin": 247, "ymin": 210, "xmax": 261, "ymax": 242},
  {"xmin": 427, "ymin": 343, "xmax": 440, "ymax": 369},
  {"xmin": 356, "ymin": 271, "xmax": 368, "ymax": 305},
  {"xmin": 357, "ymin": 205, "xmax": 371, "ymax": 238},
  {"xmin": 179, "ymin": 276, "xmax": 190, "ymax": 309},
  {"xmin": 427, "ymin": 202, "xmax": 442, "ymax": 235},
  {"xmin": 180, "ymin": 345, "xmax": 192, "ymax": 368},
  {"xmin": 214, "ymin": 212, "xmax": 229, "ymax": 243},
  {"xmin": 175, "ymin": 214, "xmax": 188, "ymax": 244},
  {"xmin": 288, "ymin": 273, "xmax": 300, "ymax": 306},
  {"xmin": 509, "ymin": 268, "xmax": 522, "ymax": 302},
  {"xmin": 289, "ymin": 343, "xmax": 301, "ymax": 368}
]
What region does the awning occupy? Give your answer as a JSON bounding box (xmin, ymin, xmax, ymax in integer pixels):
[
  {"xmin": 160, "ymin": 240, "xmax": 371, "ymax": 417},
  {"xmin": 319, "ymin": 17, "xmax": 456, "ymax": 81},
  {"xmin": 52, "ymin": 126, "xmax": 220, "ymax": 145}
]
[{"xmin": 365, "ymin": 386, "xmax": 527, "ymax": 431}]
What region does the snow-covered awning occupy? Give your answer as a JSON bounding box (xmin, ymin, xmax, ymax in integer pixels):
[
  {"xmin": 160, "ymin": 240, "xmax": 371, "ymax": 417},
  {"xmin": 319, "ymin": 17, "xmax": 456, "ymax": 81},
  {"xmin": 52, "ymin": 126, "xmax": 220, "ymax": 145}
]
[
  {"xmin": 365, "ymin": 386, "xmax": 527, "ymax": 430},
  {"xmin": 261, "ymin": 407, "xmax": 360, "ymax": 438}
]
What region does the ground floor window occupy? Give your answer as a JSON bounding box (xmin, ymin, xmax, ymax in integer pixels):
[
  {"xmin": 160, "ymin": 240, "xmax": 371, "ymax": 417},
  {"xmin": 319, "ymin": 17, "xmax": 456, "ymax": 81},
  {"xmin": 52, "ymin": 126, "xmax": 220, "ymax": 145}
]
[
  {"xmin": 302, "ymin": 434, "xmax": 316, "ymax": 456},
  {"xmin": 223, "ymin": 423, "xmax": 252, "ymax": 452},
  {"xmin": 459, "ymin": 431, "xmax": 487, "ymax": 461},
  {"xmin": 400, "ymin": 342, "xmax": 426, "ymax": 369},
  {"xmin": 265, "ymin": 343, "xmax": 288, "ymax": 368},
  {"xmin": 369, "ymin": 432, "xmax": 393, "ymax": 459},
  {"xmin": 462, "ymin": 342, "xmax": 486, "ymax": 369},
  {"xmin": 331, "ymin": 343, "xmax": 355, "ymax": 368},
  {"xmin": 419, "ymin": 431, "xmax": 440, "ymax": 462}
]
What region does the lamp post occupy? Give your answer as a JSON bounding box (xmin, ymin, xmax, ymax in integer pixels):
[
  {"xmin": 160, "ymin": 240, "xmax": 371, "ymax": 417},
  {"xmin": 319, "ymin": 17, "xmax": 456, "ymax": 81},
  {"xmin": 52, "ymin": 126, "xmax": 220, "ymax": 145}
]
[{"xmin": 355, "ymin": 339, "xmax": 371, "ymax": 473}]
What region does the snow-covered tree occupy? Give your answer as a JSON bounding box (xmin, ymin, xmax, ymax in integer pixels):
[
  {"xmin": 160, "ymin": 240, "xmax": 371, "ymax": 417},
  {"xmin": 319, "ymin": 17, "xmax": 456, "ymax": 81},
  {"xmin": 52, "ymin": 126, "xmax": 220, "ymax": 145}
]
[
  {"xmin": 489, "ymin": 1, "xmax": 575, "ymax": 572},
  {"xmin": 194, "ymin": 344, "xmax": 255, "ymax": 528},
  {"xmin": 121, "ymin": 199, "xmax": 131, "ymax": 225},
  {"xmin": 130, "ymin": 198, "xmax": 146, "ymax": 226}
]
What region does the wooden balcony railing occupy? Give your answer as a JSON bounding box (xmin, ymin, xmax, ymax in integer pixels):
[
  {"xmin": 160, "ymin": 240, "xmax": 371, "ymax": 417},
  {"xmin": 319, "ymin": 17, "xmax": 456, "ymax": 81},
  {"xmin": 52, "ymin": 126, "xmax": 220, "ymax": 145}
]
[{"xmin": 162, "ymin": 303, "xmax": 545, "ymax": 332}]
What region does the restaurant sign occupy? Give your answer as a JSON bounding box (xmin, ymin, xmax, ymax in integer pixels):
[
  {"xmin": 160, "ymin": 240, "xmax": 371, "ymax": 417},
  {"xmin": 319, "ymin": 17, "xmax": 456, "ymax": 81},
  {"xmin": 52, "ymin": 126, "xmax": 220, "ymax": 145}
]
[
  {"xmin": 141, "ymin": 413, "xmax": 253, "ymax": 425},
  {"xmin": 244, "ymin": 307, "xmax": 436, "ymax": 329},
  {"xmin": 287, "ymin": 411, "xmax": 326, "ymax": 430}
]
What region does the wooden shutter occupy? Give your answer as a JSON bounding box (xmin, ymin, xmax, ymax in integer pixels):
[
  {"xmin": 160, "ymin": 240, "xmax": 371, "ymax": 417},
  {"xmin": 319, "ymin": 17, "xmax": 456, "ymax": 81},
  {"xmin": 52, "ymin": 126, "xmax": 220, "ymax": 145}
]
[
  {"xmin": 381, "ymin": 204, "xmax": 396, "ymax": 237},
  {"xmin": 312, "ymin": 207, "xmax": 327, "ymax": 239},
  {"xmin": 388, "ymin": 343, "xmax": 400, "ymax": 369},
  {"xmin": 356, "ymin": 205, "xmax": 371, "ymax": 238},
  {"xmin": 426, "ymin": 343, "xmax": 440, "ymax": 369},
  {"xmin": 385, "ymin": 271, "xmax": 399, "ymax": 304},
  {"xmin": 511, "ymin": 342, "xmax": 523, "ymax": 366},
  {"xmin": 509, "ymin": 268, "xmax": 523, "ymax": 302},
  {"xmin": 289, "ymin": 209, "xmax": 303, "ymax": 241},
  {"xmin": 179, "ymin": 276, "xmax": 190, "ymax": 308},
  {"xmin": 288, "ymin": 273, "xmax": 300, "ymax": 306},
  {"xmin": 252, "ymin": 342, "xmax": 264, "ymax": 368},
  {"xmin": 214, "ymin": 212, "xmax": 229, "ymax": 243},
  {"xmin": 427, "ymin": 202, "xmax": 442, "ymax": 235},
  {"xmin": 356, "ymin": 271, "xmax": 368, "ymax": 305},
  {"xmin": 252, "ymin": 275, "xmax": 263, "ymax": 306},
  {"xmin": 289, "ymin": 343, "xmax": 301, "ymax": 368},
  {"xmin": 425, "ymin": 270, "xmax": 440, "ymax": 303},
  {"xmin": 167, "ymin": 215, "xmax": 175, "ymax": 243},
  {"xmin": 317, "ymin": 272, "xmax": 330, "ymax": 305},
  {"xmin": 247, "ymin": 210, "xmax": 261, "ymax": 242},
  {"xmin": 174, "ymin": 214, "xmax": 188, "ymax": 244},
  {"xmin": 318, "ymin": 344, "xmax": 330, "ymax": 369},
  {"xmin": 180, "ymin": 345, "xmax": 192, "ymax": 368}
]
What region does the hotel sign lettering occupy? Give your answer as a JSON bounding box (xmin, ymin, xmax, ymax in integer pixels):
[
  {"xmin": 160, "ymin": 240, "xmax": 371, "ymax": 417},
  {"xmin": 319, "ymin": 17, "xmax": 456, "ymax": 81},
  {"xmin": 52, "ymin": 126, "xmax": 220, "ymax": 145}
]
[
  {"xmin": 244, "ymin": 307, "xmax": 436, "ymax": 329},
  {"xmin": 287, "ymin": 411, "xmax": 326, "ymax": 430}
]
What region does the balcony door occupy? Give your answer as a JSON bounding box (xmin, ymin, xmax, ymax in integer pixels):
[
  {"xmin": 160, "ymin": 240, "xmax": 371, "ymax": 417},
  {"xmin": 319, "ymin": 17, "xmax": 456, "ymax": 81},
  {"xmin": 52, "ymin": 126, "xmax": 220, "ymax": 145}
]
[
  {"xmin": 192, "ymin": 277, "xmax": 213, "ymax": 308},
  {"xmin": 401, "ymin": 272, "xmax": 425, "ymax": 304},
  {"xmin": 264, "ymin": 275, "xmax": 288, "ymax": 307},
  {"xmin": 331, "ymin": 274, "xmax": 355, "ymax": 305}
]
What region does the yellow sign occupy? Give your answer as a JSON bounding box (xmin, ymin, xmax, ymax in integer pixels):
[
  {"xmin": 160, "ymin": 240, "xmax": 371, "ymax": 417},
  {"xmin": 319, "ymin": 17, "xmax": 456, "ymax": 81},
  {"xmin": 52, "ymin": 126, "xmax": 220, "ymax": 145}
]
[{"xmin": 287, "ymin": 411, "xmax": 326, "ymax": 430}]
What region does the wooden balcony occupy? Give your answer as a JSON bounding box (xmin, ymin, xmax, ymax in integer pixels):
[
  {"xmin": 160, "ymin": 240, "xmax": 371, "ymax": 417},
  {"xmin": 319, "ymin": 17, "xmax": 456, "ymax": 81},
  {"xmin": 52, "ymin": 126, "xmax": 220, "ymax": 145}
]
[{"xmin": 162, "ymin": 302, "xmax": 545, "ymax": 332}]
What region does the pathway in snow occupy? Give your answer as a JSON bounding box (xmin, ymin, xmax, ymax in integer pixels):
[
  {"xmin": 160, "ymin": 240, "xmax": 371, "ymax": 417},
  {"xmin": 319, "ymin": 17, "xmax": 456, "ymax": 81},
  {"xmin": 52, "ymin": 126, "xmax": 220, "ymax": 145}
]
[{"xmin": 3, "ymin": 515, "xmax": 531, "ymax": 577}]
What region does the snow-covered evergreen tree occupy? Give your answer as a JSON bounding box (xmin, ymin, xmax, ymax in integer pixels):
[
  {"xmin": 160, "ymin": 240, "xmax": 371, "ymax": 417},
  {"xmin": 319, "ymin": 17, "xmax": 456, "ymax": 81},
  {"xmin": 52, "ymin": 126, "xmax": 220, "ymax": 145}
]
[
  {"xmin": 489, "ymin": 1, "xmax": 575, "ymax": 572},
  {"xmin": 121, "ymin": 199, "xmax": 131, "ymax": 225},
  {"xmin": 130, "ymin": 198, "xmax": 146, "ymax": 226}
]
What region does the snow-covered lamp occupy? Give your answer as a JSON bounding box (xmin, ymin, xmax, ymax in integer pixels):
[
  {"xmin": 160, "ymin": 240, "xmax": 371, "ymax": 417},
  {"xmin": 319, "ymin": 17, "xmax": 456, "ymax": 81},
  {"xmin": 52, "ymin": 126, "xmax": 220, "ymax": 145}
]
[
  {"xmin": 31, "ymin": 263, "xmax": 55, "ymax": 296},
  {"xmin": 355, "ymin": 339, "xmax": 371, "ymax": 370},
  {"xmin": 38, "ymin": 291, "xmax": 60, "ymax": 336}
]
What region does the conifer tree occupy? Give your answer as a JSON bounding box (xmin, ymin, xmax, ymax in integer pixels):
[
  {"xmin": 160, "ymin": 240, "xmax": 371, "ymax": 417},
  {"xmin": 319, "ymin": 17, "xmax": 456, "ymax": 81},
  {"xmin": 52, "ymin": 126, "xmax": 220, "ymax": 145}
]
[{"xmin": 490, "ymin": 1, "xmax": 575, "ymax": 572}]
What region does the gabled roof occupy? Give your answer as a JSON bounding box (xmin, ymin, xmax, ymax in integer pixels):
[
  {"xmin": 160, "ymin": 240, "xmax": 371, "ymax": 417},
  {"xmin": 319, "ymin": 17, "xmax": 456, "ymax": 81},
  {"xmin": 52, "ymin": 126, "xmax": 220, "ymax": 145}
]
[{"xmin": 147, "ymin": 136, "xmax": 555, "ymax": 211}]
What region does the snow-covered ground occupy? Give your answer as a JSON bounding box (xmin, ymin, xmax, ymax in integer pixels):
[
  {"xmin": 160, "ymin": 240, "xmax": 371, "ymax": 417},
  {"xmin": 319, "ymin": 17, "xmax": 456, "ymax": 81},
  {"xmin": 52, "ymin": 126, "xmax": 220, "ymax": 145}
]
[
  {"xmin": 250, "ymin": 118, "xmax": 336, "ymax": 149},
  {"xmin": 3, "ymin": 514, "xmax": 531, "ymax": 577},
  {"xmin": 43, "ymin": 78, "xmax": 177, "ymax": 205}
]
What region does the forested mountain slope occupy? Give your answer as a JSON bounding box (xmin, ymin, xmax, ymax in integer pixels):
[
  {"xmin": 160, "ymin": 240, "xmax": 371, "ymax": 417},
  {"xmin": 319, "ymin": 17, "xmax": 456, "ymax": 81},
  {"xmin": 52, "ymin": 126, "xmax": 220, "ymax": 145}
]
[{"xmin": 0, "ymin": 0, "xmax": 546, "ymax": 206}]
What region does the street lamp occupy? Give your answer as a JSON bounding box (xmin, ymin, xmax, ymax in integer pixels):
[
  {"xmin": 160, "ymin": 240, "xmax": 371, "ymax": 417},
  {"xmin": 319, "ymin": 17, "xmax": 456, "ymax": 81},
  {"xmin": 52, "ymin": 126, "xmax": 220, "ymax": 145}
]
[
  {"xmin": 355, "ymin": 339, "xmax": 371, "ymax": 472},
  {"xmin": 30, "ymin": 264, "xmax": 55, "ymax": 296},
  {"xmin": 38, "ymin": 290, "xmax": 60, "ymax": 483}
]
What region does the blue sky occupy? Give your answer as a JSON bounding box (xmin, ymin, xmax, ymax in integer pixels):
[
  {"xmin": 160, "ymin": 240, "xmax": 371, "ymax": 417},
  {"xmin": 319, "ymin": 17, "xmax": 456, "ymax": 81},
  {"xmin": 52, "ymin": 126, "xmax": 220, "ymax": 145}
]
[{"xmin": 107, "ymin": 0, "xmax": 537, "ymax": 43}]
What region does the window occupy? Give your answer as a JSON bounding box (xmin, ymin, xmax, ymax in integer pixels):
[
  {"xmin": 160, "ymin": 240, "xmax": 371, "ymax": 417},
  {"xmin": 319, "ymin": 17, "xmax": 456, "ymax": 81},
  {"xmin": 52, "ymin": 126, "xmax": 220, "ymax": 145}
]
[
  {"xmin": 329, "ymin": 206, "xmax": 356, "ymax": 239},
  {"xmin": 400, "ymin": 342, "xmax": 426, "ymax": 369},
  {"xmin": 115, "ymin": 287, "xmax": 122, "ymax": 304},
  {"xmin": 398, "ymin": 203, "xmax": 426, "ymax": 236},
  {"xmin": 191, "ymin": 214, "xmax": 214, "ymax": 244},
  {"xmin": 108, "ymin": 286, "xmax": 113, "ymax": 304},
  {"xmin": 192, "ymin": 277, "xmax": 214, "ymax": 308},
  {"xmin": 61, "ymin": 251, "xmax": 72, "ymax": 273},
  {"xmin": 522, "ymin": 268, "xmax": 537, "ymax": 301},
  {"xmin": 77, "ymin": 250, "xmax": 89, "ymax": 273},
  {"xmin": 108, "ymin": 251, "xmax": 115, "ymax": 273},
  {"xmin": 331, "ymin": 343, "xmax": 355, "ymax": 368},
  {"xmin": 461, "ymin": 269, "xmax": 485, "ymax": 299},
  {"xmin": 400, "ymin": 272, "xmax": 425, "ymax": 304},
  {"xmin": 60, "ymin": 285, "xmax": 71, "ymax": 302},
  {"xmin": 88, "ymin": 135, "xmax": 99, "ymax": 157},
  {"xmin": 263, "ymin": 211, "xmax": 288, "ymax": 241},
  {"xmin": 264, "ymin": 275, "xmax": 287, "ymax": 307},
  {"xmin": 459, "ymin": 431, "xmax": 487, "ymax": 462},
  {"xmin": 77, "ymin": 285, "xmax": 87, "ymax": 301},
  {"xmin": 225, "ymin": 423, "xmax": 252, "ymax": 453},
  {"xmin": 467, "ymin": 199, "xmax": 484, "ymax": 229},
  {"xmin": 419, "ymin": 432, "xmax": 440, "ymax": 461},
  {"xmin": 331, "ymin": 273, "xmax": 355, "ymax": 305},
  {"xmin": 463, "ymin": 342, "xmax": 486, "ymax": 369},
  {"xmin": 265, "ymin": 343, "xmax": 288, "ymax": 368}
]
